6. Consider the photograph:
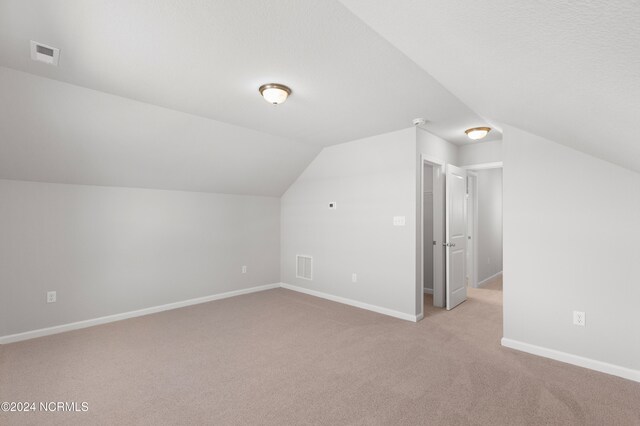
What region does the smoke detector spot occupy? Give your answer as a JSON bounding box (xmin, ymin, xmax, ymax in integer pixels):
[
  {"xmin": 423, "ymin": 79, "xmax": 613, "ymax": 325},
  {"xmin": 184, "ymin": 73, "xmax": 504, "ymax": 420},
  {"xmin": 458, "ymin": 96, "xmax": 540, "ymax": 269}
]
[{"xmin": 30, "ymin": 41, "xmax": 60, "ymax": 66}]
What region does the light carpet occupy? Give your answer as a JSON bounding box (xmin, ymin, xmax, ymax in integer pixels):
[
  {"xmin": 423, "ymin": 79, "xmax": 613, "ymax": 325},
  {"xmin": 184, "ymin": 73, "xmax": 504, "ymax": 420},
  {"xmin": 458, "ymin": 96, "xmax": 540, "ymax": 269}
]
[{"xmin": 1, "ymin": 277, "xmax": 639, "ymax": 425}]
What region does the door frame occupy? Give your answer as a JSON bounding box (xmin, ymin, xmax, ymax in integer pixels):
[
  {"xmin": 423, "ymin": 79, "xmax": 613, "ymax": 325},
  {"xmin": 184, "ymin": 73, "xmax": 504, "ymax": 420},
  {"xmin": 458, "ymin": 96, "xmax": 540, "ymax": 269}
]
[
  {"xmin": 466, "ymin": 171, "xmax": 478, "ymax": 288},
  {"xmin": 418, "ymin": 154, "xmax": 446, "ymax": 320},
  {"xmin": 461, "ymin": 161, "xmax": 503, "ymax": 171}
]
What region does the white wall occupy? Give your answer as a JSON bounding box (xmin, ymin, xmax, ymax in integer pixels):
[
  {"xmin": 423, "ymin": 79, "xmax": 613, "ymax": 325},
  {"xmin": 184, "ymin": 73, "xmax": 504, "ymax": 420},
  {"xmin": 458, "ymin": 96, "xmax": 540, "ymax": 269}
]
[
  {"xmin": 503, "ymin": 125, "xmax": 640, "ymax": 376},
  {"xmin": 281, "ymin": 127, "xmax": 461, "ymax": 319},
  {"xmin": 458, "ymin": 140, "xmax": 502, "ymax": 167},
  {"xmin": 416, "ymin": 128, "xmax": 459, "ymax": 165},
  {"xmin": 281, "ymin": 128, "xmax": 418, "ymax": 318},
  {"xmin": 476, "ymin": 168, "xmax": 503, "ymax": 282},
  {"xmin": 0, "ymin": 180, "xmax": 281, "ymax": 338}
]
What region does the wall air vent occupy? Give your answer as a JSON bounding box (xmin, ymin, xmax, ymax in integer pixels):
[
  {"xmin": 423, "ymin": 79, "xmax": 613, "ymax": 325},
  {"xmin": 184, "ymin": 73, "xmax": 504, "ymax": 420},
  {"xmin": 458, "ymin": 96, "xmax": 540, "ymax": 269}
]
[
  {"xmin": 296, "ymin": 255, "xmax": 313, "ymax": 281},
  {"xmin": 30, "ymin": 41, "xmax": 60, "ymax": 66}
]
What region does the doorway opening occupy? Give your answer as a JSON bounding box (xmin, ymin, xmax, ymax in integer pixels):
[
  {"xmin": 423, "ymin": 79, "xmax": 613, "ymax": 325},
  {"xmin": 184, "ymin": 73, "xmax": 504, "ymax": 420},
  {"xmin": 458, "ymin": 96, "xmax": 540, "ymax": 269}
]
[
  {"xmin": 419, "ymin": 158, "xmax": 503, "ymax": 320},
  {"xmin": 423, "ymin": 163, "xmax": 435, "ymax": 300},
  {"xmin": 419, "ymin": 156, "xmax": 446, "ymax": 319},
  {"xmin": 465, "ymin": 164, "xmax": 503, "ymax": 291}
]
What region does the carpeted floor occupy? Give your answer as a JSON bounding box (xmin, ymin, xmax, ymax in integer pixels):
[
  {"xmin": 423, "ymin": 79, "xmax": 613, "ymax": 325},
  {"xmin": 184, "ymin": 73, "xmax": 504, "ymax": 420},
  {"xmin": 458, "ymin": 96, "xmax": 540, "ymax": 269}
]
[{"xmin": 1, "ymin": 277, "xmax": 639, "ymax": 425}]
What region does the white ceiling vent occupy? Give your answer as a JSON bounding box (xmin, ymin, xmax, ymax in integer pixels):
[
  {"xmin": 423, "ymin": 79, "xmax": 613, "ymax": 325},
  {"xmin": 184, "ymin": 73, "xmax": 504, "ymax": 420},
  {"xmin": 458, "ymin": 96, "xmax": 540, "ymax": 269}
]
[
  {"xmin": 296, "ymin": 255, "xmax": 313, "ymax": 281},
  {"xmin": 30, "ymin": 41, "xmax": 60, "ymax": 66}
]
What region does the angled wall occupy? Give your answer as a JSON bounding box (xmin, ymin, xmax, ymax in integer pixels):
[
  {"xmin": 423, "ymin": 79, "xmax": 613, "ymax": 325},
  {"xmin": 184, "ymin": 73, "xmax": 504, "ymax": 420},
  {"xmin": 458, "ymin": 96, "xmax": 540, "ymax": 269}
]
[
  {"xmin": 502, "ymin": 125, "xmax": 640, "ymax": 380},
  {"xmin": 281, "ymin": 127, "xmax": 462, "ymax": 319},
  {"xmin": 281, "ymin": 128, "xmax": 418, "ymax": 318}
]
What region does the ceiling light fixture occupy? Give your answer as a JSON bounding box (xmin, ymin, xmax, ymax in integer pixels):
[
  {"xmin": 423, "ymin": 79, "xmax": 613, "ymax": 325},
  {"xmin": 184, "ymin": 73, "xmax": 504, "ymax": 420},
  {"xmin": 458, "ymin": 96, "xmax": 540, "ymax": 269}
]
[
  {"xmin": 412, "ymin": 118, "xmax": 427, "ymax": 127},
  {"xmin": 465, "ymin": 127, "xmax": 491, "ymax": 140},
  {"xmin": 259, "ymin": 83, "xmax": 291, "ymax": 105}
]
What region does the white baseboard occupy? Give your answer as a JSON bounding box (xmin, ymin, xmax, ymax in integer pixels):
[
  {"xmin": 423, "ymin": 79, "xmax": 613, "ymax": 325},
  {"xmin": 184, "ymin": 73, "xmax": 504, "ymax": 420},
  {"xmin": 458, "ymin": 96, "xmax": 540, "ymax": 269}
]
[
  {"xmin": 501, "ymin": 338, "xmax": 640, "ymax": 383},
  {"xmin": 477, "ymin": 271, "xmax": 502, "ymax": 288},
  {"xmin": 280, "ymin": 282, "xmax": 420, "ymax": 322},
  {"xmin": 1, "ymin": 281, "xmax": 424, "ymax": 344},
  {"xmin": 423, "ymin": 288, "xmax": 433, "ymax": 294},
  {"xmin": 0, "ymin": 283, "xmax": 280, "ymax": 345},
  {"xmin": 6, "ymin": 281, "xmax": 637, "ymax": 385}
]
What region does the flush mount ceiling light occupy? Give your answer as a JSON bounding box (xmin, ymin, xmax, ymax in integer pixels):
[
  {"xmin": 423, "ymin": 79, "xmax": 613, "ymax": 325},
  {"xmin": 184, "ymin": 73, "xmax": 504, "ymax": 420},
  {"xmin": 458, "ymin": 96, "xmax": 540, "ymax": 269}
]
[
  {"xmin": 259, "ymin": 83, "xmax": 291, "ymax": 105},
  {"xmin": 465, "ymin": 127, "xmax": 491, "ymax": 140}
]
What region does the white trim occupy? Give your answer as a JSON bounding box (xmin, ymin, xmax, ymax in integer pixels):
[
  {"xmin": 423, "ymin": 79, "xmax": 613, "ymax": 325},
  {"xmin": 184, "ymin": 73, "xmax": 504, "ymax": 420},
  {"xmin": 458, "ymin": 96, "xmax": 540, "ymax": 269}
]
[
  {"xmin": 281, "ymin": 283, "xmax": 420, "ymax": 322},
  {"xmin": 501, "ymin": 338, "xmax": 640, "ymax": 383},
  {"xmin": 0, "ymin": 283, "xmax": 280, "ymax": 344},
  {"xmin": 2, "ymin": 282, "xmax": 425, "ymax": 344},
  {"xmin": 423, "ymin": 288, "xmax": 434, "ymax": 294},
  {"xmin": 420, "ymin": 154, "xmax": 446, "ymax": 168},
  {"xmin": 462, "ymin": 161, "xmax": 503, "ymax": 170},
  {"xmin": 477, "ymin": 271, "xmax": 502, "ymax": 288}
]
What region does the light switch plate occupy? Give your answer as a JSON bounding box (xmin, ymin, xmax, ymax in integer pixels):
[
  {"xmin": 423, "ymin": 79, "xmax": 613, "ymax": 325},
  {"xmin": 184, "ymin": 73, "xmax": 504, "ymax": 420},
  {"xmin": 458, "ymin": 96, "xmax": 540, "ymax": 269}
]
[{"xmin": 393, "ymin": 216, "xmax": 406, "ymax": 226}]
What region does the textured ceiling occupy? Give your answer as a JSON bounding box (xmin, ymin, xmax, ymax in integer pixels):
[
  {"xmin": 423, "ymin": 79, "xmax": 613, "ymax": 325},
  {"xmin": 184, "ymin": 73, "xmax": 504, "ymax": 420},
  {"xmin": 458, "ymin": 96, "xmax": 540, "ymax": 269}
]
[
  {"xmin": 340, "ymin": 0, "xmax": 640, "ymax": 172},
  {"xmin": 0, "ymin": 0, "xmax": 496, "ymax": 148}
]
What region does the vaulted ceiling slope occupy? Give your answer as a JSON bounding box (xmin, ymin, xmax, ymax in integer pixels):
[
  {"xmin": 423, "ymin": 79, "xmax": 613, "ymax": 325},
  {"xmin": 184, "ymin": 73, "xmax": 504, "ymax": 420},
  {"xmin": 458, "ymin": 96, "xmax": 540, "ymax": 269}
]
[
  {"xmin": 0, "ymin": 0, "xmax": 494, "ymax": 148},
  {"xmin": 340, "ymin": 0, "xmax": 640, "ymax": 173},
  {"xmin": 0, "ymin": 67, "xmax": 319, "ymax": 196}
]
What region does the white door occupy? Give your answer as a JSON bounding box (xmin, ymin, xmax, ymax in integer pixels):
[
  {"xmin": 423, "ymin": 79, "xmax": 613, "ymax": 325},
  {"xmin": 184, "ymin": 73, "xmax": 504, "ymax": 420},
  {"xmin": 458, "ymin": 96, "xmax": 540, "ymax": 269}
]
[
  {"xmin": 466, "ymin": 173, "xmax": 477, "ymax": 288},
  {"xmin": 446, "ymin": 164, "xmax": 467, "ymax": 310}
]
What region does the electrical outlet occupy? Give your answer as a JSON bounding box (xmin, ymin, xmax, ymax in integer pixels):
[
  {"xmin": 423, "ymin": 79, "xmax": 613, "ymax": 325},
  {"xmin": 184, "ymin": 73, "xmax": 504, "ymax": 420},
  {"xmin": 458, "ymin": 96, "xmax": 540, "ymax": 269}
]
[
  {"xmin": 352, "ymin": 273, "xmax": 357, "ymax": 283},
  {"xmin": 573, "ymin": 311, "xmax": 585, "ymax": 326},
  {"xmin": 47, "ymin": 291, "xmax": 56, "ymax": 303},
  {"xmin": 328, "ymin": 202, "xmax": 337, "ymax": 209},
  {"xmin": 242, "ymin": 265, "xmax": 247, "ymax": 274}
]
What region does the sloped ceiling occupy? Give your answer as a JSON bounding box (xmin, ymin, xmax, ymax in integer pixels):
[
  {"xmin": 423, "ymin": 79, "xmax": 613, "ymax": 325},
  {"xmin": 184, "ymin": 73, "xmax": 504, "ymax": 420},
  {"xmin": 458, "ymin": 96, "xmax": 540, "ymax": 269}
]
[
  {"xmin": 0, "ymin": 0, "xmax": 494, "ymax": 147},
  {"xmin": 0, "ymin": 0, "xmax": 500, "ymax": 196},
  {"xmin": 0, "ymin": 67, "xmax": 319, "ymax": 196},
  {"xmin": 340, "ymin": 0, "xmax": 640, "ymax": 172}
]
